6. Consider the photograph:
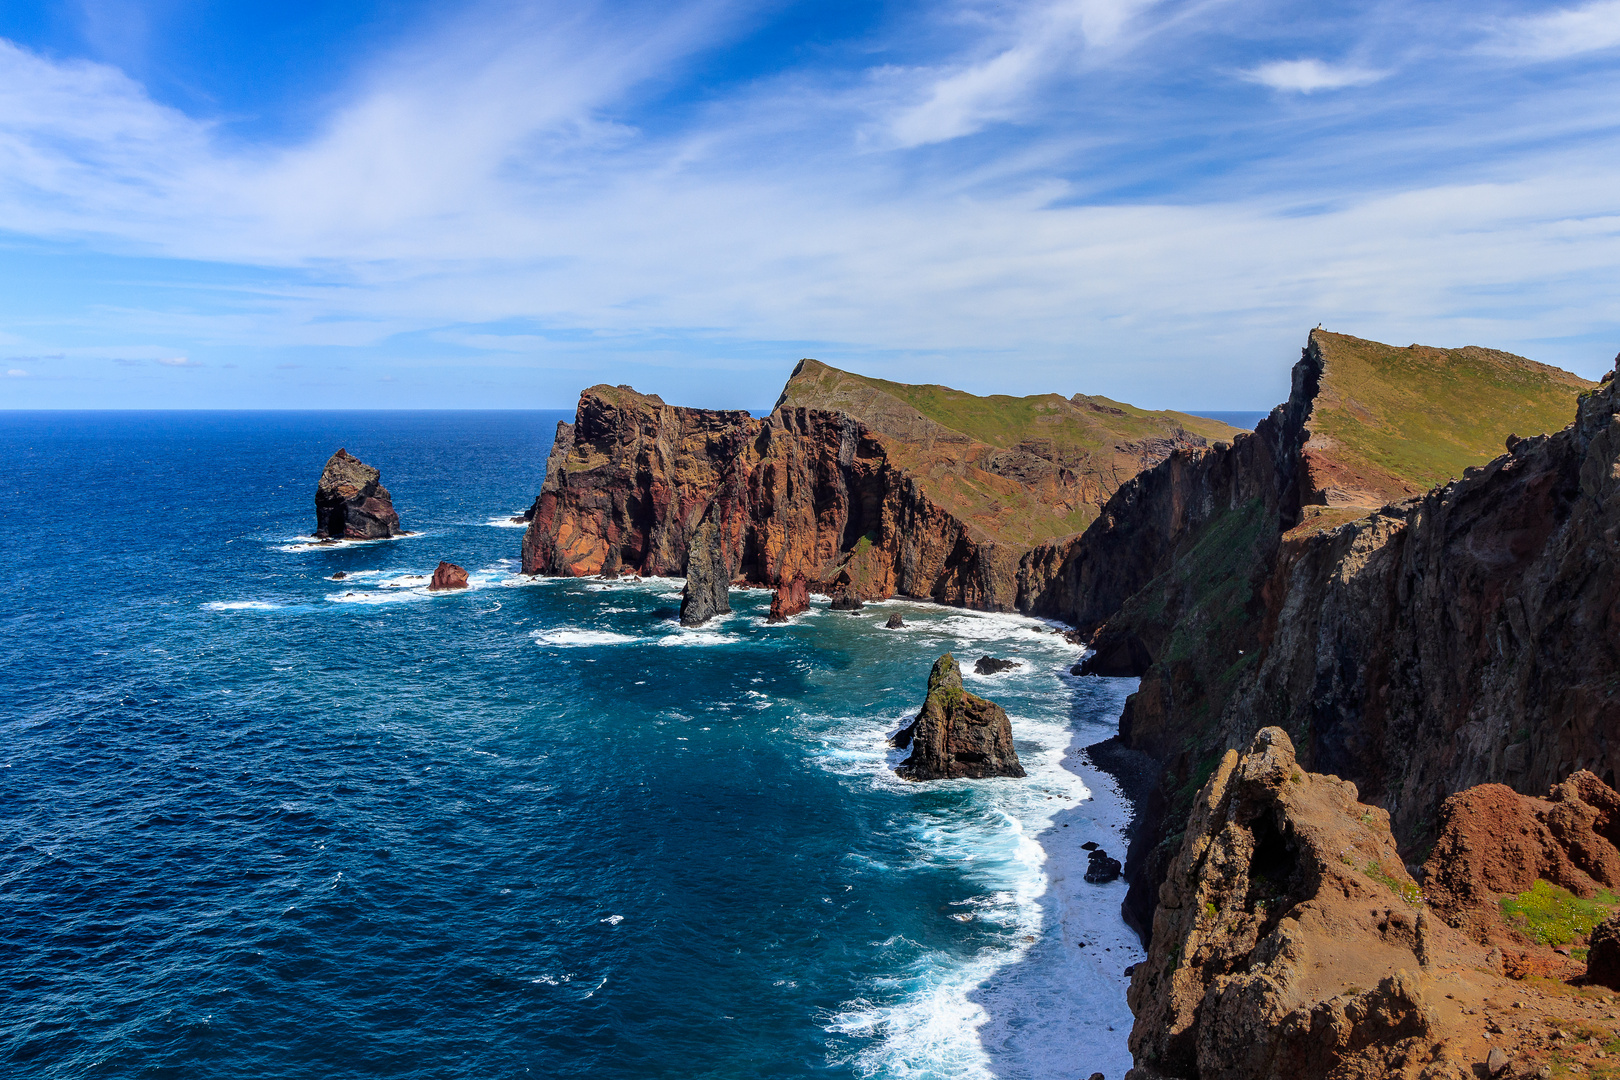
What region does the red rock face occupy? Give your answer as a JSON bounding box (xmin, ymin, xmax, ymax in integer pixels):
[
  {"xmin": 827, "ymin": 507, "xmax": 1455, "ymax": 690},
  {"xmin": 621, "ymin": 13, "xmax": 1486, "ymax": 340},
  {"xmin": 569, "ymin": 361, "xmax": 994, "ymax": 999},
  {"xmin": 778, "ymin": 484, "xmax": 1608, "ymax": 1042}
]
[
  {"xmin": 428, "ymin": 561, "xmax": 468, "ymax": 591},
  {"xmin": 522, "ymin": 388, "xmax": 1027, "ymax": 610},
  {"xmin": 766, "ymin": 577, "xmax": 808, "ymax": 622}
]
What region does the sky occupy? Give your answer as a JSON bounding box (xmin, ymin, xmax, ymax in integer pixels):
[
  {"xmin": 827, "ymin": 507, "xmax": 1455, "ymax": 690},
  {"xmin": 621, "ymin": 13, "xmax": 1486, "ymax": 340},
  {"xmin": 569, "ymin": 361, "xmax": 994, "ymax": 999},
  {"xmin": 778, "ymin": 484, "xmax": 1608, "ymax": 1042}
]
[{"xmin": 1, "ymin": 0, "xmax": 1619, "ymax": 410}]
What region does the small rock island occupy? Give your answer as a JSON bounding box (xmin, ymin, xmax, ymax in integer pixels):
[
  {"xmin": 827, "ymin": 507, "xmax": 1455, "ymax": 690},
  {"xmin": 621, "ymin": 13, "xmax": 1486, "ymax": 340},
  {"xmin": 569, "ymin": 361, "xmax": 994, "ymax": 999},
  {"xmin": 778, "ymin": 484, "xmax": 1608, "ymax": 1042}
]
[
  {"xmin": 314, "ymin": 448, "xmax": 403, "ymax": 540},
  {"xmin": 891, "ymin": 653, "xmax": 1025, "ymax": 780}
]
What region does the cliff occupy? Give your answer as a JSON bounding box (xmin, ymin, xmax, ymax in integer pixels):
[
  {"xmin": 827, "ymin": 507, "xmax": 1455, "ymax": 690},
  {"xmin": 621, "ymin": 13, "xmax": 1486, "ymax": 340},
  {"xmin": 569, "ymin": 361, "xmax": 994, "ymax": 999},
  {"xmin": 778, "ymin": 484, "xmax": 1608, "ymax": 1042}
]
[
  {"xmin": 1128, "ymin": 727, "xmax": 1620, "ymax": 1080},
  {"xmin": 521, "ymin": 363, "xmax": 1241, "ymax": 617},
  {"xmin": 1041, "ymin": 331, "xmax": 1597, "ymax": 939},
  {"xmin": 314, "ymin": 448, "xmax": 402, "ymax": 540}
]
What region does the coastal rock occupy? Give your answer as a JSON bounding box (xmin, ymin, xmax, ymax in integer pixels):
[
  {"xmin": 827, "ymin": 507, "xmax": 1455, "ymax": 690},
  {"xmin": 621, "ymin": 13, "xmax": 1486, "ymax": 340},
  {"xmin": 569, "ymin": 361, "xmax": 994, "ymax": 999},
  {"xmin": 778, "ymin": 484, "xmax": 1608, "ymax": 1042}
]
[
  {"xmin": 890, "ymin": 654, "xmax": 1025, "ymax": 781},
  {"xmin": 511, "ymin": 498, "xmax": 539, "ymax": 525},
  {"xmin": 767, "ymin": 577, "xmax": 809, "ymax": 623},
  {"xmin": 331, "ymin": 571, "xmax": 347, "ymax": 580},
  {"xmin": 522, "ymin": 363, "xmax": 1241, "ymax": 609},
  {"xmin": 1084, "ymin": 849, "xmax": 1121, "ymax": 884},
  {"xmin": 885, "ymin": 613, "xmax": 904, "ymax": 629},
  {"xmin": 829, "ymin": 588, "xmax": 864, "ymax": 612},
  {"xmin": 314, "ymin": 448, "xmax": 402, "ymax": 540},
  {"xmin": 428, "ymin": 561, "xmax": 468, "ymax": 591},
  {"xmin": 679, "ymin": 515, "xmax": 731, "ymax": 627},
  {"xmin": 973, "ymin": 655, "xmax": 1019, "ymax": 675}
]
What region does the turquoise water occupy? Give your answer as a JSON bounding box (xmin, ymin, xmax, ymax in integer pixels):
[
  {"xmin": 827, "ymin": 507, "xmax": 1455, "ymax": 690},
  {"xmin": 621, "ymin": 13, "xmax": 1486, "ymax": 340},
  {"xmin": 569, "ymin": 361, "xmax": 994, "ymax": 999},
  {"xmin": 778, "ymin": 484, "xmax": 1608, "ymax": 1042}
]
[{"xmin": 0, "ymin": 411, "xmax": 1142, "ymax": 1079}]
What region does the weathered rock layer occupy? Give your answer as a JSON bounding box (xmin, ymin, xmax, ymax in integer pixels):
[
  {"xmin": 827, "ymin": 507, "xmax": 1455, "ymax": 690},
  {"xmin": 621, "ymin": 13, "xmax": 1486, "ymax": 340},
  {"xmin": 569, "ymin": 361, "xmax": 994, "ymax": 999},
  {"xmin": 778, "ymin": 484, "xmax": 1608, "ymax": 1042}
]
[
  {"xmin": 314, "ymin": 448, "xmax": 402, "ymax": 540},
  {"xmin": 891, "ymin": 654, "xmax": 1025, "ymax": 780}
]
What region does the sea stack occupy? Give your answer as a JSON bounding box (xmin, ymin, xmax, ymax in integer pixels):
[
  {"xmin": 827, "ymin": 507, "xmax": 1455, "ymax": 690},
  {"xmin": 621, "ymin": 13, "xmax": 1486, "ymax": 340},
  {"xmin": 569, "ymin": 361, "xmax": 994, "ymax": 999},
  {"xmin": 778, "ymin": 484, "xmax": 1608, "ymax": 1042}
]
[
  {"xmin": 679, "ymin": 517, "xmax": 731, "ymax": 627},
  {"xmin": 885, "ymin": 613, "xmax": 904, "ymax": 629},
  {"xmin": 428, "ymin": 561, "xmax": 469, "ymax": 591},
  {"xmin": 829, "ymin": 588, "xmax": 864, "ymax": 612},
  {"xmin": 767, "ymin": 577, "xmax": 809, "ymax": 623},
  {"xmin": 314, "ymin": 448, "xmax": 402, "ymax": 540},
  {"xmin": 890, "ymin": 653, "xmax": 1025, "ymax": 780}
]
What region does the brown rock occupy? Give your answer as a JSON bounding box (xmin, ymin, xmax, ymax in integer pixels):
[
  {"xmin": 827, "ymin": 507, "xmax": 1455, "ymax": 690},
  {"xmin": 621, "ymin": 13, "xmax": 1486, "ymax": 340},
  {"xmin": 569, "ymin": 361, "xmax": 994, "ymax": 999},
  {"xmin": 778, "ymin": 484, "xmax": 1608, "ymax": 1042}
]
[
  {"xmin": 1590, "ymin": 913, "xmax": 1620, "ymax": 989},
  {"xmin": 428, "ymin": 561, "xmax": 468, "ymax": 591},
  {"xmin": 314, "ymin": 448, "xmax": 402, "ymax": 540},
  {"xmin": 829, "ymin": 587, "xmax": 864, "ymax": 612},
  {"xmin": 890, "ymin": 654, "xmax": 1025, "ymax": 781},
  {"xmin": 885, "ymin": 613, "xmax": 904, "ymax": 629},
  {"xmin": 767, "ymin": 577, "xmax": 809, "ymax": 623}
]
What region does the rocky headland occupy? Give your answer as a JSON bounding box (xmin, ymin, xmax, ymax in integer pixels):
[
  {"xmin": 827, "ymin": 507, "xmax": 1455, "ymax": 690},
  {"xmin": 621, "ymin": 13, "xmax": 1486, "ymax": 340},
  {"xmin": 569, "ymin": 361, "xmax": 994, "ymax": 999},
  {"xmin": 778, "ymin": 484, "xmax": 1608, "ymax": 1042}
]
[
  {"xmin": 520, "ymin": 363, "xmax": 1239, "ymax": 623},
  {"xmin": 314, "ymin": 448, "xmax": 403, "ymax": 540},
  {"xmin": 890, "ymin": 653, "xmax": 1026, "ymax": 780}
]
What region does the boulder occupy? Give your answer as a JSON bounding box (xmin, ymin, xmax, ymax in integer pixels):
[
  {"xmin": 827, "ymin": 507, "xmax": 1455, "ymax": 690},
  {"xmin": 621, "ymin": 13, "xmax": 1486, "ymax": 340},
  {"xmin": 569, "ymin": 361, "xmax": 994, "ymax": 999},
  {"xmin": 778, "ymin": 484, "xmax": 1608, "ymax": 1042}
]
[
  {"xmin": 314, "ymin": 448, "xmax": 402, "ymax": 540},
  {"xmin": 890, "ymin": 654, "xmax": 1025, "ymax": 781},
  {"xmin": 768, "ymin": 577, "xmax": 809, "ymax": 623},
  {"xmin": 829, "ymin": 588, "xmax": 864, "ymax": 612},
  {"xmin": 1587, "ymin": 913, "xmax": 1620, "ymax": 990},
  {"xmin": 428, "ymin": 561, "xmax": 469, "ymax": 591},
  {"xmin": 1084, "ymin": 848, "xmax": 1121, "ymax": 884},
  {"xmin": 679, "ymin": 516, "xmax": 731, "ymax": 627},
  {"xmin": 974, "ymin": 655, "xmax": 1019, "ymax": 675},
  {"xmin": 331, "ymin": 571, "xmax": 347, "ymax": 580},
  {"xmin": 885, "ymin": 613, "xmax": 904, "ymax": 629}
]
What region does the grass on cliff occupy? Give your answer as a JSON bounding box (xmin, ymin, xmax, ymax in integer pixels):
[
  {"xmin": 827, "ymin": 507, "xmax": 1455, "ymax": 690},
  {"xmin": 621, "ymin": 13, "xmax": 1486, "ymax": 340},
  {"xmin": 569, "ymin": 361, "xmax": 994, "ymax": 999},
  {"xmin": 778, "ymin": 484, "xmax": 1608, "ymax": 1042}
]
[
  {"xmin": 1309, "ymin": 331, "xmax": 1592, "ymax": 492},
  {"xmin": 1499, "ymin": 880, "xmax": 1619, "ymax": 946}
]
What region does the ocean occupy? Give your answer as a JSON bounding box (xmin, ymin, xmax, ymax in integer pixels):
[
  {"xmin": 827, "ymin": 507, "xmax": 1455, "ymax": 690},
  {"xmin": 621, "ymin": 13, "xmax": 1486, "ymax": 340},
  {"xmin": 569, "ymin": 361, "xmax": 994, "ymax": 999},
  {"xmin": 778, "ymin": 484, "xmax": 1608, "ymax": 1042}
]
[{"xmin": 0, "ymin": 411, "xmax": 1143, "ymax": 1079}]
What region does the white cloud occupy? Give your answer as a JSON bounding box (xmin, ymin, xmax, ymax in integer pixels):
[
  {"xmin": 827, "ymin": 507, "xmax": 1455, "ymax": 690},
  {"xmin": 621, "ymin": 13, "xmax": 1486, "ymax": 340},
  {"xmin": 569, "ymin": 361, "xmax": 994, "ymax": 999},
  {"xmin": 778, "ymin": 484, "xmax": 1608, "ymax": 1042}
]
[
  {"xmin": 156, "ymin": 356, "xmax": 197, "ymax": 366},
  {"xmin": 883, "ymin": 0, "xmax": 1161, "ymax": 148},
  {"xmin": 6, "ymin": 368, "xmax": 26, "ymax": 377},
  {"xmin": 1243, "ymin": 58, "xmax": 1387, "ymax": 93},
  {"xmin": 1487, "ymin": 0, "xmax": 1620, "ymax": 60}
]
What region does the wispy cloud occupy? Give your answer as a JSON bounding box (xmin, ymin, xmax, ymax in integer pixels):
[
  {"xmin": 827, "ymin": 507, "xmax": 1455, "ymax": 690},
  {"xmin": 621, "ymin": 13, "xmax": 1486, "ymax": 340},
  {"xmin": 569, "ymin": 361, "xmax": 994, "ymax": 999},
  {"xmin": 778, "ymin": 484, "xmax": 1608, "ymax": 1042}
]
[
  {"xmin": 6, "ymin": 368, "xmax": 27, "ymax": 377},
  {"xmin": 1486, "ymin": 0, "xmax": 1620, "ymax": 60},
  {"xmin": 1242, "ymin": 58, "xmax": 1387, "ymax": 93},
  {"xmin": 155, "ymin": 356, "xmax": 198, "ymax": 366}
]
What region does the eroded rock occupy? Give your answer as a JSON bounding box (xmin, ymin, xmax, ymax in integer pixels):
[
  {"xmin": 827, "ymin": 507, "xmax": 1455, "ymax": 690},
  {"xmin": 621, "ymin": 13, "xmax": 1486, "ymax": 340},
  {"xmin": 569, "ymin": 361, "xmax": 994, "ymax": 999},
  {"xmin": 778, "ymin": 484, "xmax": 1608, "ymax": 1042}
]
[
  {"xmin": 890, "ymin": 654, "xmax": 1024, "ymax": 781},
  {"xmin": 974, "ymin": 655, "xmax": 1019, "ymax": 675},
  {"xmin": 679, "ymin": 516, "xmax": 731, "ymax": 627},
  {"xmin": 768, "ymin": 577, "xmax": 808, "ymax": 623},
  {"xmin": 829, "ymin": 588, "xmax": 864, "ymax": 612},
  {"xmin": 314, "ymin": 448, "xmax": 402, "ymax": 539},
  {"xmin": 428, "ymin": 561, "xmax": 468, "ymax": 591},
  {"xmin": 885, "ymin": 613, "xmax": 904, "ymax": 629}
]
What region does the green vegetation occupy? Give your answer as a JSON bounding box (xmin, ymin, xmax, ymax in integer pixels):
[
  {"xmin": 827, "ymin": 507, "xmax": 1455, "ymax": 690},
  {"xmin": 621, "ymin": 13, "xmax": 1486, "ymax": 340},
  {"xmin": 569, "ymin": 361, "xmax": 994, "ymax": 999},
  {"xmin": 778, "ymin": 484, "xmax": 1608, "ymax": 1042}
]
[
  {"xmin": 1499, "ymin": 880, "xmax": 1619, "ymax": 946},
  {"xmin": 1364, "ymin": 861, "xmax": 1423, "ymax": 906},
  {"xmin": 1309, "ymin": 332, "xmax": 1591, "ymax": 493}
]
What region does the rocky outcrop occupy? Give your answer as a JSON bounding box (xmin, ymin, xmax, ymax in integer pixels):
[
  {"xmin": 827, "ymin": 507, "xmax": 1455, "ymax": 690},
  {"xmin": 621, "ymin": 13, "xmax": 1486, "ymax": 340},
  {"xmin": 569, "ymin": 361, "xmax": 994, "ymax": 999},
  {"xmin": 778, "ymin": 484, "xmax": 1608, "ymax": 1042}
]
[
  {"xmin": 522, "ymin": 362, "xmax": 1242, "ymax": 611},
  {"xmin": 428, "ymin": 561, "xmax": 469, "ymax": 591},
  {"xmin": 1588, "ymin": 913, "xmax": 1620, "ymax": 989},
  {"xmin": 1085, "ymin": 848, "xmax": 1122, "ymax": 884},
  {"xmin": 890, "ymin": 654, "xmax": 1025, "ymax": 780},
  {"xmin": 885, "ymin": 613, "xmax": 904, "ymax": 629},
  {"xmin": 314, "ymin": 448, "xmax": 402, "ymax": 539},
  {"xmin": 767, "ymin": 577, "xmax": 809, "ymax": 623},
  {"xmin": 1128, "ymin": 727, "xmax": 1620, "ymax": 1080},
  {"xmin": 974, "ymin": 655, "xmax": 1019, "ymax": 675},
  {"xmin": 679, "ymin": 515, "xmax": 731, "ymax": 626},
  {"xmin": 829, "ymin": 588, "xmax": 864, "ymax": 612}
]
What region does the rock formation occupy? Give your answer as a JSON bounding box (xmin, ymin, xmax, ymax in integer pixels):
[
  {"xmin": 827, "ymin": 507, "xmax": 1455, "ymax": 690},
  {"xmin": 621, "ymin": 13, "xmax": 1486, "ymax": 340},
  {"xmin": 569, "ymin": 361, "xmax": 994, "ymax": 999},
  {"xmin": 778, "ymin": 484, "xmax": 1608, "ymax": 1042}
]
[
  {"xmin": 1084, "ymin": 849, "xmax": 1121, "ymax": 884},
  {"xmin": 1129, "ymin": 727, "xmax": 1620, "ymax": 1080},
  {"xmin": 521, "ymin": 363, "xmax": 1240, "ymax": 610},
  {"xmin": 829, "ymin": 588, "xmax": 864, "ymax": 612},
  {"xmin": 428, "ymin": 561, "xmax": 468, "ymax": 591},
  {"xmin": 885, "ymin": 613, "xmax": 904, "ymax": 629},
  {"xmin": 974, "ymin": 655, "xmax": 1019, "ymax": 675},
  {"xmin": 679, "ymin": 515, "xmax": 731, "ymax": 627},
  {"xmin": 767, "ymin": 577, "xmax": 809, "ymax": 623},
  {"xmin": 314, "ymin": 448, "xmax": 403, "ymax": 540},
  {"xmin": 890, "ymin": 654, "xmax": 1025, "ymax": 780}
]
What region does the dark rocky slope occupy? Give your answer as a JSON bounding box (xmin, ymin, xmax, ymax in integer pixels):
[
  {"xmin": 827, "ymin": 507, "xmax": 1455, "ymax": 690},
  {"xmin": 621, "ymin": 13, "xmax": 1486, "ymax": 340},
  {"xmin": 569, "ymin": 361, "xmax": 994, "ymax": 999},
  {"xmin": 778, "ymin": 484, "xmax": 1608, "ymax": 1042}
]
[{"xmin": 314, "ymin": 448, "xmax": 403, "ymax": 540}]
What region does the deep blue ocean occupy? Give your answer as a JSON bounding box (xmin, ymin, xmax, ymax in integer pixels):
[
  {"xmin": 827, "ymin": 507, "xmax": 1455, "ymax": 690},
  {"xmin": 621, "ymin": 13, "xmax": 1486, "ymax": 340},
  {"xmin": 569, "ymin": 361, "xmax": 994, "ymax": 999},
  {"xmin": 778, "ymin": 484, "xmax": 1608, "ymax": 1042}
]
[{"xmin": 0, "ymin": 411, "xmax": 1143, "ymax": 1080}]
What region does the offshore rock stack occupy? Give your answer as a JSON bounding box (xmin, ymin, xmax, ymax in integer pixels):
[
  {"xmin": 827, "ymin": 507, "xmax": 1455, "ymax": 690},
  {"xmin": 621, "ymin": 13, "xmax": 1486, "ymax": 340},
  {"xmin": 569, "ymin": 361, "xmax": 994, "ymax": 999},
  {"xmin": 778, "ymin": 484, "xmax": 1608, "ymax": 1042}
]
[
  {"xmin": 314, "ymin": 448, "xmax": 402, "ymax": 540},
  {"xmin": 890, "ymin": 654, "xmax": 1024, "ymax": 781}
]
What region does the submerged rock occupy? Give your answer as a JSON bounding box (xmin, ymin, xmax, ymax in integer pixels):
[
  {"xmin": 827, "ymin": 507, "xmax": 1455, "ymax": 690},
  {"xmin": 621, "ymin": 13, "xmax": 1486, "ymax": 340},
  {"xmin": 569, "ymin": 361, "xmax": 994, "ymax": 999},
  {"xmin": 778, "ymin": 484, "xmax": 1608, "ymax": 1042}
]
[
  {"xmin": 890, "ymin": 654, "xmax": 1025, "ymax": 781},
  {"xmin": 973, "ymin": 655, "xmax": 1019, "ymax": 675},
  {"xmin": 885, "ymin": 613, "xmax": 904, "ymax": 629},
  {"xmin": 314, "ymin": 448, "xmax": 402, "ymax": 540},
  {"xmin": 767, "ymin": 577, "xmax": 809, "ymax": 623},
  {"xmin": 331, "ymin": 571, "xmax": 347, "ymax": 580},
  {"xmin": 428, "ymin": 561, "xmax": 469, "ymax": 591},
  {"xmin": 679, "ymin": 516, "xmax": 731, "ymax": 627}
]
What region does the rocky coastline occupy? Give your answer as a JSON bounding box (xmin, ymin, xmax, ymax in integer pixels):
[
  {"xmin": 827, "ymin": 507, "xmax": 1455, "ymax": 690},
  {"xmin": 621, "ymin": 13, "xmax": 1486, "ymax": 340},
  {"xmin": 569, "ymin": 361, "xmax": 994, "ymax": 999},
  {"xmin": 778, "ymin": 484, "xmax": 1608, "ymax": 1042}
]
[{"xmin": 520, "ymin": 331, "xmax": 1619, "ymax": 1078}]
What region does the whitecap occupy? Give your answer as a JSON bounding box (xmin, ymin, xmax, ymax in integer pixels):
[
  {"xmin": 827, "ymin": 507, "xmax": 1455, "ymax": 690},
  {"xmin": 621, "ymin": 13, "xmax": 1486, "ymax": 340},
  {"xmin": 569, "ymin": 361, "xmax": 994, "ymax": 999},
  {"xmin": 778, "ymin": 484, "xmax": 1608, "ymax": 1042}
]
[
  {"xmin": 600, "ymin": 914, "xmax": 624, "ymax": 925},
  {"xmin": 275, "ymin": 532, "xmax": 421, "ymax": 554},
  {"xmin": 656, "ymin": 630, "xmax": 740, "ymax": 647},
  {"xmin": 531, "ymin": 629, "xmax": 642, "ymax": 647},
  {"xmin": 202, "ymin": 600, "xmax": 280, "ymax": 612},
  {"xmin": 483, "ymin": 515, "xmax": 531, "ymax": 529}
]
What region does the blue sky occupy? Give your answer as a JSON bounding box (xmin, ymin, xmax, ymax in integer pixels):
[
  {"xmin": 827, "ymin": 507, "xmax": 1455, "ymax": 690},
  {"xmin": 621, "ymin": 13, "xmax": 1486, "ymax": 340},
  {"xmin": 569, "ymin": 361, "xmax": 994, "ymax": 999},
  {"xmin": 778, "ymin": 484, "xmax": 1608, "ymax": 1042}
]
[{"xmin": 2, "ymin": 0, "xmax": 1619, "ymax": 410}]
